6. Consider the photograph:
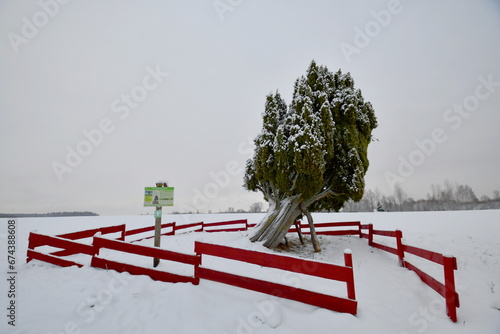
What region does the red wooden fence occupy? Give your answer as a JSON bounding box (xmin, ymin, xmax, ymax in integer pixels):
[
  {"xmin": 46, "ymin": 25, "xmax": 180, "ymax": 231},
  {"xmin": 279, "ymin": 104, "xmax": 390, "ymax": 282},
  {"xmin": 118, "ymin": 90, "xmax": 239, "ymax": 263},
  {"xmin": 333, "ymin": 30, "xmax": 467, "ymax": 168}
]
[
  {"xmin": 51, "ymin": 224, "xmax": 126, "ymax": 257},
  {"xmin": 204, "ymin": 219, "xmax": 248, "ymax": 232},
  {"xmin": 27, "ymin": 220, "xmax": 247, "ymax": 265},
  {"xmin": 27, "ymin": 232, "xmax": 91, "ymax": 267},
  {"xmin": 402, "ymin": 245, "xmax": 459, "ymax": 322},
  {"xmin": 359, "ymin": 223, "xmax": 459, "ymax": 322},
  {"xmin": 288, "ymin": 220, "xmax": 459, "ymax": 322},
  {"xmin": 25, "ymin": 222, "xmax": 358, "ymax": 316},
  {"xmin": 57, "ymin": 224, "xmax": 126, "ymax": 241},
  {"xmin": 125, "ymin": 220, "xmax": 250, "ymax": 242},
  {"xmin": 27, "ymin": 225, "xmax": 127, "ymax": 264},
  {"xmin": 194, "ymin": 241, "xmax": 357, "ymax": 315},
  {"xmin": 25, "ymin": 219, "xmax": 460, "ymax": 321},
  {"xmin": 291, "ymin": 221, "xmax": 362, "ymax": 237},
  {"xmin": 126, "ymin": 222, "xmax": 176, "ymax": 242},
  {"xmin": 91, "ymin": 236, "xmax": 200, "ymax": 284},
  {"xmin": 174, "ymin": 221, "xmax": 204, "ymax": 234}
]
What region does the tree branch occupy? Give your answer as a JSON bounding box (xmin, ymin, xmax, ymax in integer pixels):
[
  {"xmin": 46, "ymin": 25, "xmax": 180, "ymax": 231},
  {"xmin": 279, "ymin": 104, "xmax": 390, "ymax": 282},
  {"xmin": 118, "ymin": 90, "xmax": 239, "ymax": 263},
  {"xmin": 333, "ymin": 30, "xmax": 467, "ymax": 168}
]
[{"xmin": 303, "ymin": 188, "xmax": 342, "ymax": 207}]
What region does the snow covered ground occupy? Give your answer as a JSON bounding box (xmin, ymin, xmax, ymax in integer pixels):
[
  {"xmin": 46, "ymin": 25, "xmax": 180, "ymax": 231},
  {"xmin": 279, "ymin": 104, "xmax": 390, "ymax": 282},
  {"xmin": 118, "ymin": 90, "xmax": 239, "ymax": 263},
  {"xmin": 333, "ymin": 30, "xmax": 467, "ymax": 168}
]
[{"xmin": 1, "ymin": 210, "xmax": 499, "ymax": 334}]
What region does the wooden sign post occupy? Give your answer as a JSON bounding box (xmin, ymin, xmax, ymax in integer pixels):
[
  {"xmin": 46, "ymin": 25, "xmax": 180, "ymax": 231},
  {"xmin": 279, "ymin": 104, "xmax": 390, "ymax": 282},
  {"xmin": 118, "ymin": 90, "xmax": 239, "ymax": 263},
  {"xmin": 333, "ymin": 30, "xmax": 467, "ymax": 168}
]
[
  {"xmin": 153, "ymin": 182, "xmax": 163, "ymax": 267},
  {"xmin": 144, "ymin": 181, "xmax": 174, "ymax": 268}
]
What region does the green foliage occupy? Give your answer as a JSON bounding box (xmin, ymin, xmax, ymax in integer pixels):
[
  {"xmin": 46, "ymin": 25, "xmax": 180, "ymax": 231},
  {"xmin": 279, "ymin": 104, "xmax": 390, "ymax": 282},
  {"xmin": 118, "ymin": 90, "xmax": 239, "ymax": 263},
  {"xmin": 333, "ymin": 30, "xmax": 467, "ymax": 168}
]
[{"xmin": 244, "ymin": 60, "xmax": 377, "ymax": 211}]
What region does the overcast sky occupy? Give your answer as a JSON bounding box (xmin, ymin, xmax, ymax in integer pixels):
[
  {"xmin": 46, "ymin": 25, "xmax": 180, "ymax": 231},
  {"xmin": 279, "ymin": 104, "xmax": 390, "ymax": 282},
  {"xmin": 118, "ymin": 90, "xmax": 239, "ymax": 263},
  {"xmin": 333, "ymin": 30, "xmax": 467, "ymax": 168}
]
[{"xmin": 1, "ymin": 0, "xmax": 499, "ymax": 215}]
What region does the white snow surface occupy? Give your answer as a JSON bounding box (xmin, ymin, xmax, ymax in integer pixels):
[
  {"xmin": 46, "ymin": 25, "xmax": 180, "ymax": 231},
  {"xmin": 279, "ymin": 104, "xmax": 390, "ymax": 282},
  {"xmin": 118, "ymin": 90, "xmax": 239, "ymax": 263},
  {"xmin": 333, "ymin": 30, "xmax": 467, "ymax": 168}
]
[{"xmin": 1, "ymin": 210, "xmax": 500, "ymax": 334}]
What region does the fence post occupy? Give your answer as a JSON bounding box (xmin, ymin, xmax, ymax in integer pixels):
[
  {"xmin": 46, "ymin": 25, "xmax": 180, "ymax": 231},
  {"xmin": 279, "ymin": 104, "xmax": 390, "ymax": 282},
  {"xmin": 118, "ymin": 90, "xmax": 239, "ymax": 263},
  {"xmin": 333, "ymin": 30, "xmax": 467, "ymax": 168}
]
[
  {"xmin": 357, "ymin": 222, "xmax": 362, "ymax": 238},
  {"xmin": 344, "ymin": 249, "xmax": 356, "ymax": 300},
  {"xmin": 396, "ymin": 230, "xmax": 404, "ymax": 267},
  {"xmin": 368, "ymin": 224, "xmax": 374, "ymax": 246},
  {"xmin": 294, "ymin": 220, "xmax": 304, "ymax": 244},
  {"xmin": 120, "ymin": 224, "xmax": 126, "ymax": 241},
  {"xmin": 92, "ymin": 237, "xmax": 100, "ymax": 256},
  {"xmin": 26, "ymin": 232, "xmax": 35, "ymax": 263},
  {"xmin": 443, "ymin": 255, "xmax": 459, "ymax": 322},
  {"xmin": 194, "ymin": 243, "xmax": 202, "ymax": 285}
]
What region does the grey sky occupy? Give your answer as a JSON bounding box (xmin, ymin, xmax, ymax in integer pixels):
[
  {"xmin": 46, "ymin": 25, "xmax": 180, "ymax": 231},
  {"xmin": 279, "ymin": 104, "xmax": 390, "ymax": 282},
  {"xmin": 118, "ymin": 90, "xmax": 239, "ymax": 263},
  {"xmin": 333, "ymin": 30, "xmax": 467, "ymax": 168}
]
[{"xmin": 1, "ymin": 0, "xmax": 499, "ymax": 215}]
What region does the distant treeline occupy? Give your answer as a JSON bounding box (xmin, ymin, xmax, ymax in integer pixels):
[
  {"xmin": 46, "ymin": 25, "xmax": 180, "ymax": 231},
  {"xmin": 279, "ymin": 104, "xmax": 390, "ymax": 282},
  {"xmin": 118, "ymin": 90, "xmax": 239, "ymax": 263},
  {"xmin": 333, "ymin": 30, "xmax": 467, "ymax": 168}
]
[
  {"xmin": 0, "ymin": 211, "xmax": 99, "ymax": 218},
  {"xmin": 343, "ymin": 180, "xmax": 500, "ymax": 212}
]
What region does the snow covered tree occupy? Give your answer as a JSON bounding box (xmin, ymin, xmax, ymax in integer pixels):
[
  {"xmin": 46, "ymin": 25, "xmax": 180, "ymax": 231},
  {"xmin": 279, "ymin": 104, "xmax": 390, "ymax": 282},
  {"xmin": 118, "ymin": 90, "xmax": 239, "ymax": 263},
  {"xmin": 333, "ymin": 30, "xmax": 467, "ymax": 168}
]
[
  {"xmin": 376, "ymin": 202, "xmax": 385, "ymax": 212},
  {"xmin": 244, "ymin": 61, "xmax": 377, "ymax": 251}
]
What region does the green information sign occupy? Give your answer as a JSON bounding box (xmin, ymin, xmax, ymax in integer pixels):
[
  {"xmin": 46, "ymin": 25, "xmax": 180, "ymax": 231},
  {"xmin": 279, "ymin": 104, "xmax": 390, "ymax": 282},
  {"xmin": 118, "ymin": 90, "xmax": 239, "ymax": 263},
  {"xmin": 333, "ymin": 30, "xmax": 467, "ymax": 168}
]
[{"xmin": 144, "ymin": 187, "xmax": 174, "ymax": 207}]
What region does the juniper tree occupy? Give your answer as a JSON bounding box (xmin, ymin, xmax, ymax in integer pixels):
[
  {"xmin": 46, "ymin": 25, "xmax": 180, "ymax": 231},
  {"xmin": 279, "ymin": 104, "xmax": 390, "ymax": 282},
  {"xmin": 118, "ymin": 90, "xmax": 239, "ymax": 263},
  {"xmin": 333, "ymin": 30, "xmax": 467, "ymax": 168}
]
[{"xmin": 244, "ymin": 61, "xmax": 377, "ymax": 251}]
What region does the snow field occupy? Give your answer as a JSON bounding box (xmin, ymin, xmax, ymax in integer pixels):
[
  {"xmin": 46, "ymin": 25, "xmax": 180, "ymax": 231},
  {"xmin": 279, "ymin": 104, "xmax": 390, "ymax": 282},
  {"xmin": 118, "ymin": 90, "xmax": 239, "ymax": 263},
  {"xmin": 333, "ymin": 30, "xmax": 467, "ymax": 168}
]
[{"xmin": 1, "ymin": 210, "xmax": 499, "ymax": 333}]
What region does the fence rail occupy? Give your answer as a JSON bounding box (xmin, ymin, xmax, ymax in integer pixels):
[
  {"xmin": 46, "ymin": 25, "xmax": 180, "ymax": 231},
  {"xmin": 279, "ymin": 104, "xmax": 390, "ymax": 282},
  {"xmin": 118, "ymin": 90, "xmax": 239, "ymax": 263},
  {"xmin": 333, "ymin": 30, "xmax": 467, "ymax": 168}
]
[
  {"xmin": 194, "ymin": 241, "xmax": 357, "ymax": 315},
  {"xmin": 204, "ymin": 219, "xmax": 248, "ymax": 232},
  {"xmin": 294, "ymin": 221, "xmax": 361, "ymax": 236},
  {"xmin": 26, "ymin": 249, "xmax": 84, "ymax": 268},
  {"xmin": 91, "ymin": 236, "xmax": 200, "ymax": 284},
  {"xmin": 57, "ymin": 224, "xmax": 126, "ymax": 241},
  {"xmin": 126, "ymin": 222, "xmax": 175, "ymax": 242},
  {"xmin": 174, "ymin": 221, "xmax": 204, "ymax": 233}
]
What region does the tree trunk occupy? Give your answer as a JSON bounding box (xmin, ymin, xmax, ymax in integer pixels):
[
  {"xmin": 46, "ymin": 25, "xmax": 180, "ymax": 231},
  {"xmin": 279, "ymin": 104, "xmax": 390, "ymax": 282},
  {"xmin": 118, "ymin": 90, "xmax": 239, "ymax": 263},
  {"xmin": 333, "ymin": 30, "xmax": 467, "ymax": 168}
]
[
  {"xmin": 300, "ymin": 202, "xmax": 321, "ymax": 252},
  {"xmin": 294, "ymin": 221, "xmax": 304, "ymax": 244},
  {"xmin": 250, "ymin": 196, "xmax": 303, "ymax": 248}
]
